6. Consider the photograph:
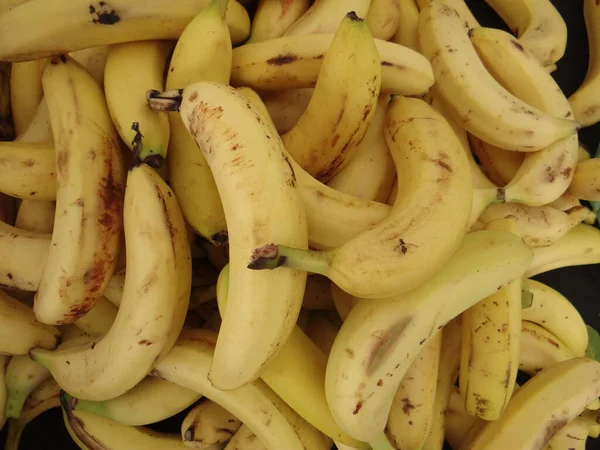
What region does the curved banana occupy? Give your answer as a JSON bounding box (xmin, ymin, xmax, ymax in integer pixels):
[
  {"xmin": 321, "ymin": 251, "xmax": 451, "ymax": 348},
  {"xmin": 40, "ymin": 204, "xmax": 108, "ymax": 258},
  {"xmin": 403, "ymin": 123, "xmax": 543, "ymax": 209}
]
[
  {"xmin": 72, "ymin": 296, "xmax": 117, "ymax": 336},
  {"xmin": 249, "ymin": 96, "xmax": 472, "ymax": 300},
  {"xmin": 181, "ymin": 399, "xmax": 241, "ymax": 447},
  {"xmin": 485, "ymin": 0, "xmax": 566, "ymax": 67},
  {"xmin": 526, "ymin": 224, "xmax": 600, "ymax": 278},
  {"xmin": 262, "ymin": 88, "xmax": 313, "ymax": 134},
  {"xmin": 0, "ymin": 355, "xmax": 8, "ymax": 431},
  {"xmin": 418, "ymin": 1, "xmax": 578, "ymax": 152},
  {"xmin": 0, "ymin": 141, "xmax": 56, "ymax": 200},
  {"xmin": 15, "ymin": 199, "xmax": 55, "ymax": 233},
  {"xmin": 0, "ymin": 0, "xmax": 249, "ymax": 61},
  {"xmin": 225, "ymin": 425, "xmax": 265, "ymax": 450},
  {"xmin": 4, "ymin": 355, "xmax": 50, "ymax": 418},
  {"xmin": 66, "ymin": 377, "xmax": 200, "ymax": 426},
  {"xmin": 391, "ymin": 0, "xmax": 419, "ymax": 50},
  {"xmin": 30, "ymin": 163, "xmax": 191, "ymax": 401},
  {"xmin": 165, "ymin": 0, "xmax": 231, "ymax": 245},
  {"xmin": 469, "ymin": 26, "xmax": 578, "ymax": 206},
  {"xmin": 327, "ymin": 95, "xmax": 396, "ymax": 203},
  {"xmin": 323, "ymin": 230, "xmax": 532, "ymax": 443},
  {"xmin": 415, "ymin": 0, "xmax": 480, "ymax": 28},
  {"xmin": 284, "ymin": 0, "xmax": 371, "ymax": 36},
  {"xmin": 231, "ymin": 35, "xmax": 434, "ymax": 95},
  {"xmin": 0, "ymin": 289, "xmax": 60, "ymax": 355},
  {"xmin": 249, "ymin": 0, "xmax": 310, "ymax": 43},
  {"xmin": 104, "ymin": 40, "xmax": 171, "ymax": 163},
  {"xmin": 35, "ymin": 55, "xmax": 125, "ymax": 325},
  {"xmin": 569, "ymin": 0, "xmax": 600, "ymax": 127},
  {"xmin": 469, "ymin": 136, "xmax": 523, "ymax": 186},
  {"xmin": 519, "ymin": 320, "xmax": 574, "ymax": 376},
  {"xmin": 461, "ymin": 358, "xmax": 600, "ymax": 450},
  {"xmin": 386, "ymin": 332, "xmax": 442, "ymax": 450},
  {"xmin": 545, "ymin": 410, "xmax": 600, "ymax": 450},
  {"xmin": 472, "ymin": 203, "xmax": 590, "ymax": 248},
  {"xmin": 10, "ymin": 58, "xmax": 45, "ymax": 135},
  {"xmin": 569, "ymin": 159, "xmax": 600, "ymax": 201},
  {"xmin": 366, "ymin": 0, "xmax": 400, "ymax": 40},
  {"xmin": 281, "ymin": 12, "xmax": 381, "ymax": 182}
]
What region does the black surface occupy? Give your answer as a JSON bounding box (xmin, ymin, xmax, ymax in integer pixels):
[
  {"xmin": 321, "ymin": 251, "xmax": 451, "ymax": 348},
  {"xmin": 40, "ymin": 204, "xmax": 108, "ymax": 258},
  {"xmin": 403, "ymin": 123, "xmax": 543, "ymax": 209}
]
[{"xmin": 1, "ymin": 0, "xmax": 600, "ymax": 449}]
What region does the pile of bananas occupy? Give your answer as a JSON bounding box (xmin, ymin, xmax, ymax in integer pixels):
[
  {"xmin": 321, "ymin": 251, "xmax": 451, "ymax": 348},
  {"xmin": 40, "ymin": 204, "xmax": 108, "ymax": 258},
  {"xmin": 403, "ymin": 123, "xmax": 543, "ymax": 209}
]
[{"xmin": 1, "ymin": 0, "xmax": 600, "ymax": 449}]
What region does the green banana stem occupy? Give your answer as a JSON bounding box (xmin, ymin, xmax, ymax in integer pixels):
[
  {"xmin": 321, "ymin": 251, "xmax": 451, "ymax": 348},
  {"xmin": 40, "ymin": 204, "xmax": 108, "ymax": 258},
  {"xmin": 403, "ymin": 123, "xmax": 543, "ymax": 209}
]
[
  {"xmin": 369, "ymin": 433, "xmax": 395, "ymax": 450},
  {"xmin": 247, "ymin": 244, "xmax": 331, "ymax": 276}
]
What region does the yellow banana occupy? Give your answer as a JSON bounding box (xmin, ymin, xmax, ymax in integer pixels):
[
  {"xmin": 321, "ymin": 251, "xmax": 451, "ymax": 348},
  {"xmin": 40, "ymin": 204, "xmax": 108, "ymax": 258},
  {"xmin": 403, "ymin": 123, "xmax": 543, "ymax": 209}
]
[
  {"xmin": 249, "ymin": 0, "xmax": 310, "ymax": 43},
  {"xmin": 72, "ymin": 296, "xmax": 117, "ymax": 336},
  {"xmin": 366, "ymin": 0, "xmax": 400, "ymax": 40},
  {"xmin": 391, "ymin": 0, "xmax": 419, "ymax": 50},
  {"xmin": 165, "ymin": 0, "xmax": 231, "ymax": 245},
  {"xmin": 10, "ymin": 58, "xmax": 45, "ymax": 135},
  {"xmin": 181, "ymin": 399, "xmax": 242, "ymax": 448},
  {"xmin": 569, "ymin": 159, "xmax": 600, "ymax": 201},
  {"xmin": 15, "ymin": 199, "xmax": 55, "ymax": 233},
  {"xmin": 261, "ymin": 88, "xmax": 313, "ymax": 134},
  {"xmin": 284, "ymin": 0, "xmax": 371, "ymax": 36},
  {"xmin": 415, "ymin": 0, "xmax": 480, "ymax": 28},
  {"xmin": 519, "ymin": 320, "xmax": 574, "ymax": 376},
  {"xmin": 545, "ymin": 410, "xmax": 600, "ymax": 450},
  {"xmin": 281, "ymin": 13, "xmax": 381, "ymax": 182},
  {"xmin": 0, "ymin": 0, "xmax": 249, "ymax": 61},
  {"xmin": 0, "ymin": 141, "xmax": 56, "ymax": 200},
  {"xmin": 15, "ymin": 97, "xmax": 52, "ymax": 144},
  {"xmin": 469, "ymin": 136, "xmax": 523, "ymax": 186},
  {"xmin": 418, "ymin": 1, "xmax": 578, "ymax": 152},
  {"xmin": 70, "ymin": 45, "xmax": 109, "ymax": 88}
]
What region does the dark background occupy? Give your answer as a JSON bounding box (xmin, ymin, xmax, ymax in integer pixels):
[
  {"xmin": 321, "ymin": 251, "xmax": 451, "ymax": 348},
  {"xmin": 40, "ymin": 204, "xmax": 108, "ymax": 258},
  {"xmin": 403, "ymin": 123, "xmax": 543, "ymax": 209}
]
[{"xmin": 2, "ymin": 0, "xmax": 600, "ymax": 448}]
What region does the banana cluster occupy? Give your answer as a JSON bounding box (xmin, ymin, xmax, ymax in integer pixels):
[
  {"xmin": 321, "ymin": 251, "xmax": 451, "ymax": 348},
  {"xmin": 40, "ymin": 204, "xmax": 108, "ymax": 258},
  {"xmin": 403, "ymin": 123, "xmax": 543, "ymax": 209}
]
[{"xmin": 0, "ymin": 0, "xmax": 599, "ymax": 449}]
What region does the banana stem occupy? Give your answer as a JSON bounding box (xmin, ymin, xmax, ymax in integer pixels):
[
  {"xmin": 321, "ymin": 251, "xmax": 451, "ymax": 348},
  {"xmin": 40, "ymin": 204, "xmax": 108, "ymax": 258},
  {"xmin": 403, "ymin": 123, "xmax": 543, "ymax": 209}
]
[
  {"xmin": 247, "ymin": 244, "xmax": 331, "ymax": 276},
  {"xmin": 369, "ymin": 433, "xmax": 395, "ymax": 450}
]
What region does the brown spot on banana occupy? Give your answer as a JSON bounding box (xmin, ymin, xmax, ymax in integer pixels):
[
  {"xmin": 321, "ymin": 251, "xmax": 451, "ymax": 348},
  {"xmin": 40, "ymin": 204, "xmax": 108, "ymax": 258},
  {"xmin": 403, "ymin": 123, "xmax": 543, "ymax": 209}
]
[
  {"xmin": 367, "ymin": 317, "xmax": 412, "ymax": 375},
  {"xmin": 89, "ymin": 2, "xmax": 120, "ymax": 25},
  {"xmin": 266, "ymin": 54, "xmax": 298, "ymax": 65}
]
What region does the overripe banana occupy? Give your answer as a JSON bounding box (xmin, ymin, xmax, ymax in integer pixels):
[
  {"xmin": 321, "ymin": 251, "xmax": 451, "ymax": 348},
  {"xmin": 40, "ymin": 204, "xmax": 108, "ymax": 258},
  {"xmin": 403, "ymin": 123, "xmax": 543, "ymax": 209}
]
[
  {"xmin": 391, "ymin": 0, "xmax": 419, "ymax": 50},
  {"xmin": 9, "ymin": 58, "xmax": 45, "ymax": 135},
  {"xmin": 70, "ymin": 45, "xmax": 109, "ymax": 89},
  {"xmin": 4, "ymin": 355, "xmax": 50, "ymax": 418},
  {"xmin": 519, "ymin": 320, "xmax": 574, "ymax": 376},
  {"xmin": 415, "ymin": 0, "xmax": 480, "ymax": 29},
  {"xmin": 30, "ymin": 163, "xmax": 191, "ymax": 401},
  {"xmin": 366, "ymin": 0, "xmax": 400, "ymax": 40},
  {"xmin": 15, "ymin": 199, "xmax": 55, "ymax": 233},
  {"xmin": 469, "ymin": 136, "xmax": 523, "ymax": 186},
  {"xmin": 249, "ymin": 0, "xmax": 310, "ymax": 43},
  {"xmin": 0, "ymin": 0, "xmax": 250, "ymax": 61},
  {"xmin": 569, "ymin": 159, "xmax": 600, "ymax": 201},
  {"xmin": 261, "ymin": 88, "xmax": 313, "ymax": 134},
  {"xmin": 181, "ymin": 399, "xmax": 242, "ymax": 448},
  {"xmin": 418, "ymin": 1, "xmax": 578, "ymax": 152},
  {"xmin": 284, "ymin": 0, "xmax": 371, "ymax": 36},
  {"xmin": 0, "ymin": 141, "xmax": 56, "ymax": 200},
  {"xmin": 281, "ymin": 12, "xmax": 381, "ymax": 182}
]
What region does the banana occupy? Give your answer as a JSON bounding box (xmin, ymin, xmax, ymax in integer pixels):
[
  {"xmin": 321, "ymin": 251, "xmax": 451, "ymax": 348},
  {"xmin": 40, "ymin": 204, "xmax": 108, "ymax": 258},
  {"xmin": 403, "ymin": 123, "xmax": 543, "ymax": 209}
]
[
  {"xmin": 104, "ymin": 40, "xmax": 172, "ymax": 163},
  {"xmin": 281, "ymin": 13, "xmax": 381, "ymax": 182},
  {"xmin": 30, "ymin": 163, "xmax": 191, "ymax": 401},
  {"xmin": 545, "ymin": 410, "xmax": 600, "ymax": 450},
  {"xmin": 386, "ymin": 177, "xmax": 398, "ymax": 205},
  {"xmin": 0, "ymin": 141, "xmax": 56, "ymax": 200},
  {"xmin": 261, "ymin": 88, "xmax": 313, "ymax": 134},
  {"xmin": 15, "ymin": 97, "xmax": 52, "ymax": 143},
  {"xmin": 231, "ymin": 35, "xmax": 434, "ymax": 95},
  {"xmin": 70, "ymin": 46, "xmax": 109, "ymax": 89},
  {"xmin": 66, "ymin": 377, "xmax": 200, "ymax": 426},
  {"xmin": 284, "ymin": 0, "xmax": 371, "ymax": 36},
  {"xmin": 305, "ymin": 312, "xmax": 339, "ymax": 355},
  {"xmin": 568, "ymin": 0, "xmax": 600, "ymax": 127},
  {"xmin": 472, "ymin": 203, "xmax": 590, "ymax": 248},
  {"xmin": 519, "ymin": 320, "xmax": 574, "ymax": 376},
  {"xmin": 248, "ymin": 96, "xmax": 472, "ymax": 300},
  {"xmin": 102, "ymin": 270, "xmax": 125, "ymax": 306},
  {"xmin": 0, "ymin": 0, "xmax": 249, "ymax": 61},
  {"xmin": 181, "ymin": 399, "xmax": 242, "ymax": 448},
  {"xmin": 4, "ymin": 355, "xmax": 50, "ymax": 418},
  {"xmin": 484, "ymin": 0, "xmax": 566, "ymax": 67},
  {"xmin": 521, "ymin": 279, "xmax": 588, "ymax": 357},
  {"xmin": 386, "ymin": 331, "xmax": 442, "ymax": 450},
  {"xmin": 72, "ymin": 295, "xmax": 117, "ymax": 336},
  {"xmin": 0, "ymin": 354, "xmax": 8, "ymax": 430},
  {"xmin": 415, "ymin": 0, "xmax": 480, "ymax": 28},
  {"xmin": 174, "ymin": 81, "xmax": 308, "ymax": 390},
  {"xmin": 526, "ymin": 224, "xmax": 600, "ymax": 278},
  {"xmin": 152, "ymin": 328, "xmax": 332, "ymax": 450},
  {"xmin": 165, "ymin": 0, "xmax": 231, "ymax": 246},
  {"xmin": 366, "ymin": 0, "xmax": 400, "ymax": 40},
  {"xmin": 460, "ymin": 358, "xmax": 600, "ymax": 450},
  {"xmin": 445, "ymin": 387, "xmax": 483, "ymax": 450},
  {"xmin": 469, "ymin": 136, "xmax": 523, "ymax": 186},
  {"xmin": 548, "ymin": 190, "xmax": 583, "ymax": 212},
  {"xmin": 327, "ymin": 95, "xmax": 396, "ymax": 202},
  {"xmin": 9, "ymin": 58, "xmax": 45, "ymax": 135},
  {"xmin": 249, "ymin": 0, "xmax": 310, "ymax": 43},
  {"xmin": 35, "ymin": 55, "xmax": 125, "ymax": 325},
  {"xmin": 418, "ymin": 1, "xmax": 578, "ymax": 152},
  {"xmin": 391, "ymin": 0, "xmax": 419, "ymax": 50},
  {"xmin": 0, "ymin": 289, "xmax": 60, "ymax": 354},
  {"xmin": 569, "ymin": 159, "xmax": 600, "ymax": 201},
  {"xmin": 469, "ymin": 26, "xmax": 578, "ymax": 206},
  {"xmin": 302, "ymin": 275, "xmax": 334, "ymax": 310},
  {"xmin": 423, "ymin": 318, "xmax": 463, "ymax": 450},
  {"xmin": 15, "ymin": 199, "xmax": 55, "ymax": 233},
  {"xmin": 225, "ymin": 425, "xmax": 265, "ymax": 450}
]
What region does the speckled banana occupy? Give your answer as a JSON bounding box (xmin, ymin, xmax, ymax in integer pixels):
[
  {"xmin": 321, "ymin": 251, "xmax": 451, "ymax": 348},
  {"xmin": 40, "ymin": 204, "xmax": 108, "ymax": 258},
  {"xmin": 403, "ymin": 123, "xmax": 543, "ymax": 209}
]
[
  {"xmin": 249, "ymin": 0, "xmax": 310, "ymax": 43},
  {"xmin": 519, "ymin": 320, "xmax": 574, "ymax": 376},
  {"xmin": 470, "ymin": 27, "xmax": 578, "ymax": 207},
  {"xmin": 248, "ymin": 96, "xmax": 472, "ymax": 300},
  {"xmin": 391, "ymin": 0, "xmax": 419, "ymax": 49},
  {"xmin": 418, "ymin": 1, "xmax": 578, "ymax": 152},
  {"xmin": 0, "ymin": 0, "xmax": 249, "ymax": 61},
  {"xmin": 0, "ymin": 141, "xmax": 56, "ymax": 200},
  {"xmin": 323, "ymin": 230, "xmax": 532, "ymax": 443},
  {"xmin": 231, "ymin": 34, "xmax": 434, "ymax": 95},
  {"xmin": 165, "ymin": 0, "xmax": 231, "ymax": 246},
  {"xmin": 35, "ymin": 55, "xmax": 125, "ymax": 325},
  {"xmin": 415, "ymin": 0, "xmax": 480, "ymax": 29},
  {"xmin": 104, "ymin": 40, "xmax": 172, "ymax": 164},
  {"xmin": 367, "ymin": 0, "xmax": 400, "ymax": 40},
  {"xmin": 181, "ymin": 399, "xmax": 241, "ymax": 448},
  {"xmin": 469, "ymin": 137, "xmax": 523, "ymax": 186},
  {"xmin": 445, "ymin": 387, "xmax": 482, "ymax": 450},
  {"xmin": 281, "ymin": 12, "xmax": 381, "ymax": 182},
  {"xmin": 9, "ymin": 58, "xmax": 45, "ymax": 135},
  {"xmin": 30, "ymin": 164, "xmax": 192, "ymax": 401},
  {"xmin": 545, "ymin": 410, "xmax": 600, "ymax": 450},
  {"xmin": 284, "ymin": 0, "xmax": 371, "ymax": 36},
  {"xmin": 70, "ymin": 45, "xmax": 109, "ymax": 88},
  {"xmin": 569, "ymin": 159, "xmax": 600, "ymax": 201},
  {"xmin": 485, "ymin": 0, "xmax": 567, "ymax": 67}
]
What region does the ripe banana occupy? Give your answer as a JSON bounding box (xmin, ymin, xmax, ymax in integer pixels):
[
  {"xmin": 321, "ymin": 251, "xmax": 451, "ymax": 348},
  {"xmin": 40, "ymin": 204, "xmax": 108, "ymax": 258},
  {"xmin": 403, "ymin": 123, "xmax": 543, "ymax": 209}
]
[
  {"xmin": 569, "ymin": 0, "xmax": 600, "ymax": 127},
  {"xmin": 35, "ymin": 55, "xmax": 125, "ymax": 325},
  {"xmin": 70, "ymin": 45, "xmax": 109, "ymax": 89},
  {"xmin": 485, "ymin": 0, "xmax": 567, "ymax": 67},
  {"xmin": 15, "ymin": 199, "xmax": 55, "ymax": 233},
  {"xmin": 569, "ymin": 159, "xmax": 600, "ymax": 201},
  {"xmin": 0, "ymin": 141, "xmax": 56, "ymax": 200},
  {"xmin": 0, "ymin": 354, "xmax": 8, "ymax": 431},
  {"xmin": 391, "ymin": 0, "xmax": 419, "ymax": 49},
  {"xmin": 545, "ymin": 410, "xmax": 600, "ymax": 450},
  {"xmin": 323, "ymin": 230, "xmax": 532, "ymax": 442},
  {"xmin": 415, "ymin": 0, "xmax": 480, "ymax": 28},
  {"xmin": 472, "ymin": 202, "xmax": 590, "ymax": 247},
  {"xmin": 181, "ymin": 399, "xmax": 242, "ymax": 448},
  {"xmin": 231, "ymin": 35, "xmax": 434, "ymax": 95},
  {"xmin": 327, "ymin": 95, "xmax": 396, "ymax": 203},
  {"xmin": 72, "ymin": 295, "xmax": 117, "ymax": 336},
  {"xmin": 261, "ymin": 88, "xmax": 313, "ymax": 134},
  {"xmin": 418, "ymin": 1, "xmax": 578, "ymax": 152},
  {"xmin": 519, "ymin": 320, "xmax": 574, "ymax": 376},
  {"xmin": 104, "ymin": 40, "xmax": 171, "ymax": 163},
  {"xmin": 30, "ymin": 163, "xmax": 192, "ymax": 401},
  {"xmin": 249, "ymin": 0, "xmax": 310, "ymax": 43},
  {"xmin": 165, "ymin": 0, "xmax": 231, "ymax": 245},
  {"xmin": 249, "ymin": 96, "xmax": 472, "ymax": 300},
  {"xmin": 9, "ymin": 58, "xmax": 45, "ymax": 135},
  {"xmin": 460, "ymin": 358, "xmax": 600, "ymax": 450},
  {"xmin": 367, "ymin": 0, "xmax": 400, "ymax": 40},
  {"xmin": 284, "ymin": 0, "xmax": 371, "ymax": 36},
  {"xmin": 281, "ymin": 12, "xmax": 381, "ymax": 182},
  {"xmin": 386, "ymin": 331, "xmax": 442, "ymax": 450},
  {"xmin": 526, "ymin": 224, "xmax": 600, "ymax": 278},
  {"xmin": 445, "ymin": 386, "xmax": 483, "ymax": 450},
  {"xmin": 225, "ymin": 425, "xmax": 265, "ymax": 450},
  {"xmin": 4, "ymin": 355, "xmax": 50, "ymax": 418},
  {"xmin": 469, "ymin": 136, "xmax": 523, "ymax": 186},
  {"xmin": 0, "ymin": 289, "xmax": 60, "ymax": 354},
  {"xmin": 15, "ymin": 97, "xmax": 52, "ymax": 144},
  {"xmin": 0, "ymin": 0, "xmax": 249, "ymax": 61}
]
